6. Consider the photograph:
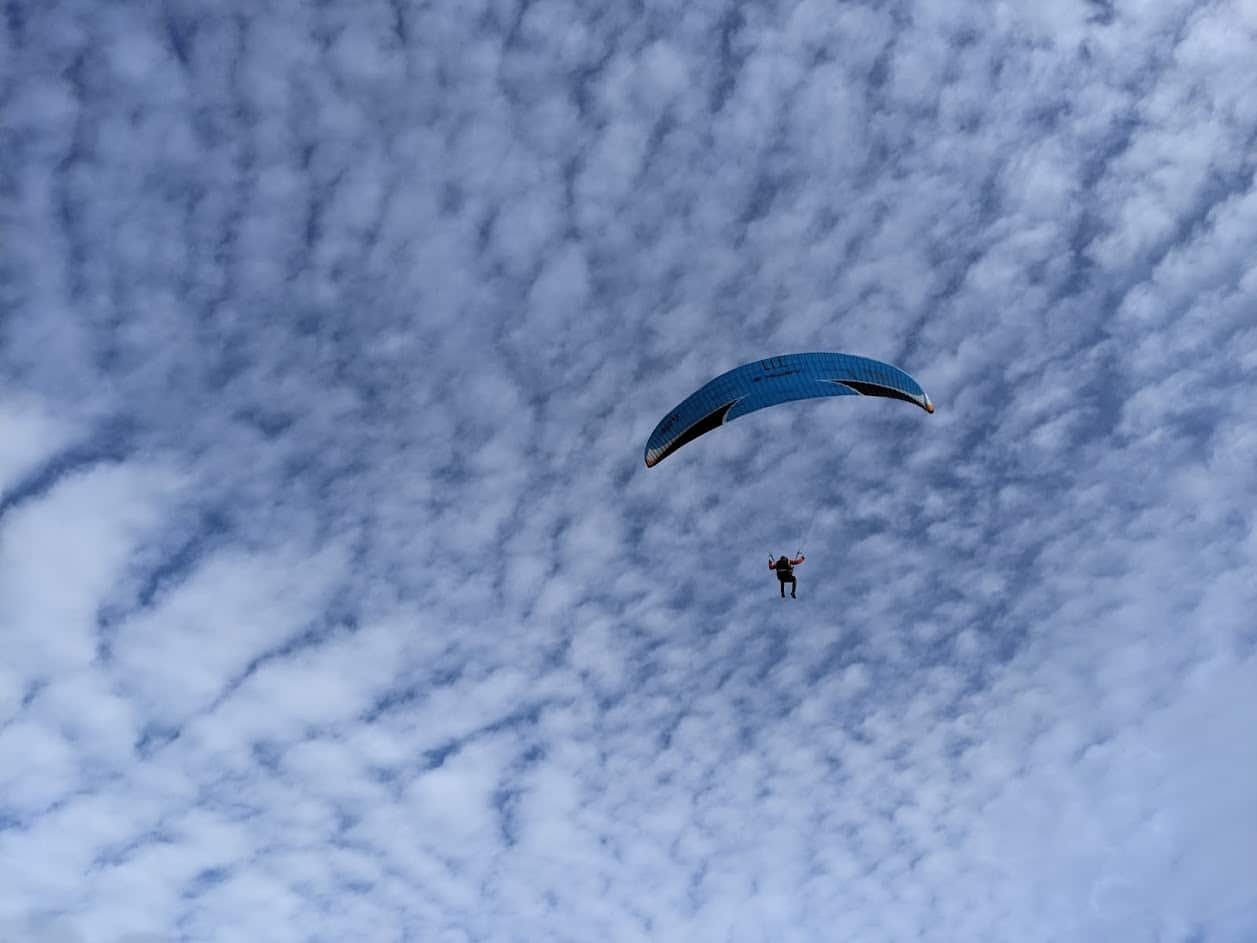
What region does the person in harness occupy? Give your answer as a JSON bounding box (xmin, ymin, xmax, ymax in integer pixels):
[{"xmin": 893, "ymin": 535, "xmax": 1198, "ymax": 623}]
[{"xmin": 770, "ymin": 553, "xmax": 805, "ymax": 598}]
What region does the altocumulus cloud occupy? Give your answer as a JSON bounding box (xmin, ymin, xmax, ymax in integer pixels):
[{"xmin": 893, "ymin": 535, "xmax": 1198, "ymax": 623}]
[{"xmin": 2, "ymin": 0, "xmax": 1256, "ymax": 940}]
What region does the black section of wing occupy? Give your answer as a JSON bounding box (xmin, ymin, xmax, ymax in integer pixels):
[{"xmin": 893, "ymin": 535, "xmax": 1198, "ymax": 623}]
[
  {"xmin": 646, "ymin": 400, "xmax": 739, "ymax": 467},
  {"xmin": 830, "ymin": 380, "xmax": 925, "ymax": 410}
]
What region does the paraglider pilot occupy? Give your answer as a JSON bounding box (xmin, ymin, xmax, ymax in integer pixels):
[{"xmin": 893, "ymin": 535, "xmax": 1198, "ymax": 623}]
[{"xmin": 770, "ymin": 554, "xmax": 805, "ymax": 598}]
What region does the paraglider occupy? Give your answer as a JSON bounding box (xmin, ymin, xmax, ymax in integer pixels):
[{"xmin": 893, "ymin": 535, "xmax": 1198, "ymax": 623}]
[
  {"xmin": 643, "ymin": 352, "xmax": 933, "ymax": 467},
  {"xmin": 771, "ymin": 553, "xmax": 806, "ymax": 598}
]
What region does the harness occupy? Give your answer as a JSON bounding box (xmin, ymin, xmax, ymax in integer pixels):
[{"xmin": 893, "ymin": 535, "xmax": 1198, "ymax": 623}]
[{"xmin": 774, "ymin": 557, "xmax": 794, "ymax": 580}]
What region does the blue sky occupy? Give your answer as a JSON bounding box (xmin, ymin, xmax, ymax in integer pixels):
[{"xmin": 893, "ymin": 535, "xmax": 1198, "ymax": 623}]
[{"xmin": 2, "ymin": 0, "xmax": 1256, "ymax": 940}]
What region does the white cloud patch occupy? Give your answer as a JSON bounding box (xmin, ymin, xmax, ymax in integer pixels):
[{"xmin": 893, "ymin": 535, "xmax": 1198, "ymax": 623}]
[
  {"xmin": 1, "ymin": 462, "xmax": 185, "ymax": 682},
  {"xmin": 0, "ymin": 396, "xmax": 83, "ymax": 497}
]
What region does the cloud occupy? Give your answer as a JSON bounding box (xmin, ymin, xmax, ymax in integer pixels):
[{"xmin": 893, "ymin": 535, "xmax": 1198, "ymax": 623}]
[{"xmin": 2, "ymin": 0, "xmax": 1255, "ymax": 940}]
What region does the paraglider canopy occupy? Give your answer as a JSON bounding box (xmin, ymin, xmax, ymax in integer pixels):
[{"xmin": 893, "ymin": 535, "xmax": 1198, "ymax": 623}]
[{"xmin": 644, "ymin": 352, "xmax": 933, "ymax": 467}]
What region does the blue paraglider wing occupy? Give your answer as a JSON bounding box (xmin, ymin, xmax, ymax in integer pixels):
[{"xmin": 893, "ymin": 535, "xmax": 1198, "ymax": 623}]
[{"xmin": 644, "ymin": 352, "xmax": 933, "ymax": 467}]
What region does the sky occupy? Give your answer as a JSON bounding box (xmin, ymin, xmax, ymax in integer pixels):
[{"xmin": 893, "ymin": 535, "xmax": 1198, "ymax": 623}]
[{"xmin": 2, "ymin": 0, "xmax": 1256, "ymax": 940}]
